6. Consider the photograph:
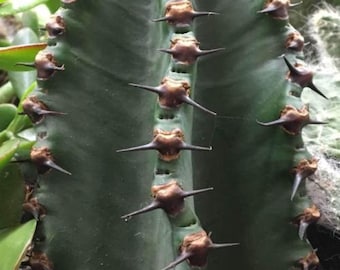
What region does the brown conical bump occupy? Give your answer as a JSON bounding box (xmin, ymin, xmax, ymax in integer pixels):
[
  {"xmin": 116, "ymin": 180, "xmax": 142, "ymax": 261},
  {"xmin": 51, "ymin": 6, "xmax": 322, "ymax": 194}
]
[
  {"xmin": 257, "ymin": 105, "xmax": 310, "ymax": 135},
  {"xmin": 292, "ymin": 205, "xmax": 321, "ymax": 226},
  {"xmin": 293, "ymin": 158, "xmax": 318, "ymax": 180},
  {"xmin": 22, "ymin": 96, "xmax": 48, "ymax": 123},
  {"xmin": 154, "ymin": 0, "xmax": 217, "ymax": 27},
  {"xmin": 285, "ymin": 31, "xmax": 304, "ymax": 51},
  {"xmin": 290, "ymin": 158, "xmax": 319, "ymax": 200},
  {"xmin": 258, "ymin": 0, "xmax": 290, "ymax": 20},
  {"xmin": 22, "ymin": 197, "xmax": 47, "ymax": 220},
  {"xmin": 121, "ymin": 181, "xmax": 213, "ymax": 219},
  {"xmin": 158, "ymin": 77, "xmax": 190, "ymax": 107},
  {"xmin": 279, "ymin": 105, "xmax": 309, "ymax": 135},
  {"xmin": 296, "ymin": 251, "xmax": 319, "ymax": 270},
  {"xmin": 130, "ymin": 78, "xmax": 216, "ymax": 114},
  {"xmin": 23, "ymin": 185, "xmax": 47, "ymax": 220},
  {"xmin": 30, "ymin": 147, "xmax": 71, "ymax": 175},
  {"xmin": 179, "ymin": 231, "xmax": 238, "ymax": 267},
  {"xmin": 29, "ymin": 252, "xmax": 53, "ymax": 270},
  {"xmin": 45, "ymin": 14, "xmax": 65, "ymax": 38},
  {"xmin": 22, "ymin": 96, "xmax": 65, "ymax": 124},
  {"xmin": 35, "ymin": 51, "xmax": 64, "ymax": 80},
  {"xmin": 151, "ymin": 180, "xmax": 187, "ymax": 215},
  {"xmin": 153, "ymin": 128, "xmax": 185, "ymax": 161},
  {"xmin": 161, "ymin": 0, "xmax": 195, "ymax": 25},
  {"xmin": 257, "ymin": 105, "xmax": 326, "ymax": 135},
  {"xmin": 286, "ymin": 62, "xmax": 314, "ymax": 88},
  {"xmin": 258, "ymin": 0, "xmax": 302, "ymax": 20},
  {"xmin": 284, "ymin": 57, "xmax": 327, "ymax": 99},
  {"xmin": 30, "ymin": 147, "xmax": 53, "ymax": 174},
  {"xmin": 160, "ymin": 36, "xmax": 223, "ymax": 65},
  {"xmin": 180, "ymin": 231, "xmax": 212, "ymax": 267},
  {"xmin": 117, "ymin": 129, "xmax": 211, "ymax": 159},
  {"xmin": 164, "ymin": 36, "xmax": 200, "ymax": 64},
  {"xmin": 163, "ymin": 231, "xmax": 238, "ymax": 269}
]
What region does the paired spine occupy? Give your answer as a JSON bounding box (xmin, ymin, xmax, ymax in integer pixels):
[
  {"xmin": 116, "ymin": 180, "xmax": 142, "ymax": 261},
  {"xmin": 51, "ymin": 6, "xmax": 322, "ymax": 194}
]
[{"xmin": 118, "ymin": 1, "xmax": 238, "ymax": 269}]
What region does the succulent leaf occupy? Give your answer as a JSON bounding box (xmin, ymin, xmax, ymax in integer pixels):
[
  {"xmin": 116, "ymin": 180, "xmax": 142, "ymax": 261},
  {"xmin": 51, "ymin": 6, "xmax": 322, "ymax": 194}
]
[{"xmin": 0, "ymin": 219, "xmax": 37, "ymax": 270}]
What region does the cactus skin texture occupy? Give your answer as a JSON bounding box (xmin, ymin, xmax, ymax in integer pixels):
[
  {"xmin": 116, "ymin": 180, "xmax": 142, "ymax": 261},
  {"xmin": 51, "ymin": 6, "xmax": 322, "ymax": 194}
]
[{"xmin": 6, "ymin": 0, "xmax": 339, "ymax": 270}]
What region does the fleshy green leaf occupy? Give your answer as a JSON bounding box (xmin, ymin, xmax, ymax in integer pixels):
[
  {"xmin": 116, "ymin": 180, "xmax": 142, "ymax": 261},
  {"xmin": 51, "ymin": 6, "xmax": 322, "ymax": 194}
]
[
  {"xmin": 0, "ymin": 81, "xmax": 15, "ymax": 103},
  {"xmin": 0, "ymin": 0, "xmax": 48, "ymax": 16},
  {"xmin": 0, "ymin": 104, "xmax": 17, "ymax": 132},
  {"xmin": 0, "ymin": 163, "xmax": 25, "ymax": 229},
  {"xmin": 0, "ymin": 42, "xmax": 46, "ymax": 71},
  {"xmin": 8, "ymin": 28, "xmax": 39, "ymax": 98},
  {"xmin": 0, "ymin": 220, "xmax": 37, "ymax": 270},
  {"xmin": 0, "ymin": 139, "xmax": 19, "ymax": 171}
]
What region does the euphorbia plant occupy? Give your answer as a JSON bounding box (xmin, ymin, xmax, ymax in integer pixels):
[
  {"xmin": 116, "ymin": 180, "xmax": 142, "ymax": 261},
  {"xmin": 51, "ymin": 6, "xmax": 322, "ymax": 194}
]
[{"xmin": 0, "ymin": 0, "xmax": 339, "ymax": 270}]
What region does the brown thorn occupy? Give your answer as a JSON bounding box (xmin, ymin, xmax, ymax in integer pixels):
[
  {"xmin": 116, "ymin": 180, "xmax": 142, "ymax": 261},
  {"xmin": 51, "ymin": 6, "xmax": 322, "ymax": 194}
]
[
  {"xmin": 137, "ymin": 77, "xmax": 214, "ymax": 114},
  {"xmin": 44, "ymin": 160, "xmax": 72, "ymax": 175},
  {"xmin": 180, "ymin": 142, "xmax": 212, "ymax": 151},
  {"xmin": 159, "ymin": 36, "xmax": 223, "ymax": 65},
  {"xmin": 192, "ymin": 11, "xmax": 219, "ymax": 18},
  {"xmin": 161, "ymin": 252, "xmax": 192, "ymax": 270},
  {"xmin": 171, "ymin": 230, "xmax": 239, "ymax": 268},
  {"xmin": 257, "ymin": 4, "xmax": 281, "ymax": 14},
  {"xmin": 283, "ymin": 56, "xmax": 300, "ymax": 76},
  {"xmin": 33, "ymin": 108, "xmax": 66, "ymax": 116},
  {"xmin": 256, "ymin": 118, "xmax": 288, "ymax": 127},
  {"xmin": 116, "ymin": 142, "xmax": 157, "ymax": 153},
  {"xmin": 121, "ymin": 181, "xmax": 213, "ymax": 219},
  {"xmin": 128, "ymin": 83, "xmax": 162, "ymax": 94},
  {"xmin": 257, "ymin": 105, "xmax": 325, "ymax": 135},
  {"xmin": 196, "ymin": 48, "xmax": 225, "ymax": 57},
  {"xmin": 285, "ymin": 31, "xmax": 305, "ymax": 52},
  {"xmin": 15, "ymin": 62, "xmax": 35, "ymax": 68},
  {"xmin": 258, "ymin": 1, "xmax": 301, "ymax": 20},
  {"xmin": 117, "ymin": 129, "xmax": 211, "ymax": 161},
  {"xmin": 291, "ymin": 172, "xmax": 303, "ymax": 201},
  {"xmin": 291, "ymin": 158, "xmax": 318, "ymax": 200},
  {"xmin": 181, "ymin": 95, "xmax": 216, "ymax": 115},
  {"xmin": 257, "ymin": 0, "xmax": 290, "ymax": 20},
  {"xmin": 290, "ymin": 1, "xmax": 303, "ymax": 7},
  {"xmin": 284, "ymin": 57, "xmax": 328, "ymax": 99},
  {"xmin": 137, "ymin": 181, "xmax": 213, "ymax": 216},
  {"xmin": 298, "ymin": 221, "xmax": 310, "ymax": 240},
  {"xmin": 182, "ymin": 187, "xmax": 214, "ymax": 198},
  {"xmin": 35, "ymin": 51, "xmax": 64, "ymax": 80},
  {"xmin": 308, "ymin": 81, "xmax": 328, "ymax": 99},
  {"xmin": 152, "ymin": 16, "xmax": 170, "ymax": 22},
  {"xmin": 152, "ymin": 0, "xmax": 218, "ymax": 26},
  {"xmin": 158, "ymin": 48, "xmax": 173, "ymax": 55},
  {"xmin": 209, "ymin": 242, "xmax": 240, "ymax": 249},
  {"xmin": 30, "ymin": 147, "xmax": 71, "ymax": 175},
  {"xmin": 292, "ymin": 205, "xmax": 321, "ymax": 239},
  {"xmin": 121, "ymin": 200, "xmax": 161, "ymax": 220},
  {"xmin": 22, "ymin": 96, "xmax": 66, "ymax": 124}
]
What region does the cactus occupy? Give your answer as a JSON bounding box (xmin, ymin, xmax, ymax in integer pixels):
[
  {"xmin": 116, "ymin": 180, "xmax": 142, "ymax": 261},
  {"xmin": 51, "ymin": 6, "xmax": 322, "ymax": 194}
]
[{"xmin": 1, "ymin": 0, "xmax": 340, "ymax": 270}]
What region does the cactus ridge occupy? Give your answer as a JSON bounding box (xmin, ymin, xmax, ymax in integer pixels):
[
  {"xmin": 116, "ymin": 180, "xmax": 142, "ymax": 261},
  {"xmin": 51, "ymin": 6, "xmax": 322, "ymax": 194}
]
[{"xmin": 115, "ymin": 1, "xmax": 236, "ymax": 268}]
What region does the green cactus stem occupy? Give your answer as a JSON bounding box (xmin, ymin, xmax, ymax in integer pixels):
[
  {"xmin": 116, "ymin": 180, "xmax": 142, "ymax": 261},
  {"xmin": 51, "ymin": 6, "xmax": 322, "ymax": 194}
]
[{"xmin": 1, "ymin": 0, "xmax": 339, "ymax": 270}]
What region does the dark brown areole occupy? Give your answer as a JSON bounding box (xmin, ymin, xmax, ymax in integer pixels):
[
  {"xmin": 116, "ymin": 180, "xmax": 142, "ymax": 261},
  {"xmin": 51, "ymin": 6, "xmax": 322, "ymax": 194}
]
[{"xmin": 153, "ymin": 0, "xmax": 218, "ymax": 27}]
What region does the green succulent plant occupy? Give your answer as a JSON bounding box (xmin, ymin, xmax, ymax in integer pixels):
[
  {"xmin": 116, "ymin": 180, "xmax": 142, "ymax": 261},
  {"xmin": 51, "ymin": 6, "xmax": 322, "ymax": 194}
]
[{"xmin": 0, "ymin": 0, "xmax": 340, "ymax": 270}]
